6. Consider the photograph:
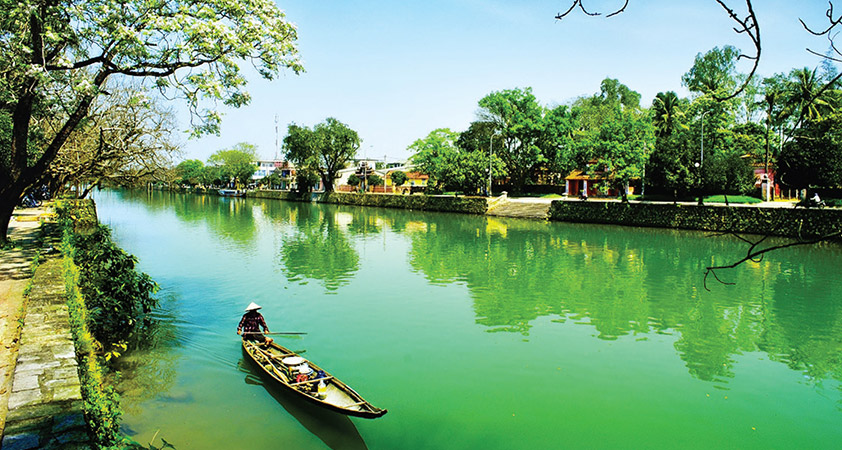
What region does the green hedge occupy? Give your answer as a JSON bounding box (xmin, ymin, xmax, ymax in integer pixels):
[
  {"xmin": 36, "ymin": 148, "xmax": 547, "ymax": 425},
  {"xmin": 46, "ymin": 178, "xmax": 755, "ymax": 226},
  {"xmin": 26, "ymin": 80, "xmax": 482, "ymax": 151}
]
[
  {"xmin": 321, "ymin": 192, "xmax": 488, "ymax": 214},
  {"xmin": 248, "ymin": 190, "xmax": 489, "ymax": 214},
  {"xmin": 245, "ymin": 189, "xmax": 310, "ymax": 202},
  {"xmin": 58, "ymin": 202, "xmax": 126, "ymax": 448},
  {"xmin": 57, "ymin": 199, "xmax": 158, "ymax": 449},
  {"xmin": 548, "ymin": 200, "xmax": 842, "ymax": 239}
]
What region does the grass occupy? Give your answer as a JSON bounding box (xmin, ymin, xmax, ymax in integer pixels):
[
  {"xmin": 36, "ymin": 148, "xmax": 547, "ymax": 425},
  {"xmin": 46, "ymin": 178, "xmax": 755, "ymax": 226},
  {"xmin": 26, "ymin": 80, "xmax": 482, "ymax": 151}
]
[{"xmin": 703, "ymin": 195, "xmax": 762, "ymax": 204}]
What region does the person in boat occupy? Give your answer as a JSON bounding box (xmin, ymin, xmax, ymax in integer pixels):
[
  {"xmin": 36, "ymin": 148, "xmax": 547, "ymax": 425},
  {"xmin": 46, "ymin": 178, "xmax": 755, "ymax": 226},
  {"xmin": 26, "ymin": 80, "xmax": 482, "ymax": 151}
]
[{"xmin": 237, "ymin": 302, "xmax": 273, "ymax": 346}]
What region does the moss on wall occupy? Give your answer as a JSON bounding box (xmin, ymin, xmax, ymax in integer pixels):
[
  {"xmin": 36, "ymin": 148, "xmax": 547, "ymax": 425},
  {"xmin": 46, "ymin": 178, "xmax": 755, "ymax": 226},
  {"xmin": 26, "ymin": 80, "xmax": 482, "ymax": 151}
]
[
  {"xmin": 247, "ymin": 190, "xmax": 489, "ymax": 214},
  {"xmin": 548, "ymin": 201, "xmax": 842, "ymax": 239}
]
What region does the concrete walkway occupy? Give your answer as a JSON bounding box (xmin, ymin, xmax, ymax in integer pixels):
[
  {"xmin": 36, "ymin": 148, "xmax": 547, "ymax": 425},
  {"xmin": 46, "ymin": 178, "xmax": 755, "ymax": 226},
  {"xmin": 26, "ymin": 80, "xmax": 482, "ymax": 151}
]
[
  {"xmin": 1, "ymin": 205, "xmax": 91, "ymax": 449},
  {"xmin": 1, "ymin": 207, "xmax": 47, "ymax": 439}
]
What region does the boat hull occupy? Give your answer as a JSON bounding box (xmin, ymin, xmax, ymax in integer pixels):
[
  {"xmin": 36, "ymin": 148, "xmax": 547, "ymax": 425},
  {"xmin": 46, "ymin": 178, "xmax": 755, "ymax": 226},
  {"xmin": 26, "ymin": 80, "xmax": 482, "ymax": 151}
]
[{"xmin": 241, "ymin": 340, "xmax": 387, "ymax": 419}]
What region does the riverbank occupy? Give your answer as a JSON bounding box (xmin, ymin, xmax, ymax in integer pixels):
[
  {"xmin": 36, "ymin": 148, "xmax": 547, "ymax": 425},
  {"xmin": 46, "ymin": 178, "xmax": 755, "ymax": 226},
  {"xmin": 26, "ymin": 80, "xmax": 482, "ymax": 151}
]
[
  {"xmin": 162, "ymin": 186, "xmax": 842, "ymax": 239},
  {"xmin": 549, "ymin": 198, "xmax": 842, "ymax": 239}
]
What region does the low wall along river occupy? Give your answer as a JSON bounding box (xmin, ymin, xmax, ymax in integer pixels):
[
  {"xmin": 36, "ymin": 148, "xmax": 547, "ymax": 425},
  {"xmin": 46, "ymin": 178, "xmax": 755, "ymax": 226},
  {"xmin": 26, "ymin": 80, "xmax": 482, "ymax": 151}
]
[{"xmin": 182, "ymin": 186, "xmax": 842, "ymax": 239}]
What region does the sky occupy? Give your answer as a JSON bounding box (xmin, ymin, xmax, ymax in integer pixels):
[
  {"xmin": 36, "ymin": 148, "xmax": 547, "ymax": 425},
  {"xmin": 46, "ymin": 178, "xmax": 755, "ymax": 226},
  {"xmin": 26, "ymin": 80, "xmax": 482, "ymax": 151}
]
[{"xmin": 176, "ymin": 0, "xmax": 837, "ymax": 164}]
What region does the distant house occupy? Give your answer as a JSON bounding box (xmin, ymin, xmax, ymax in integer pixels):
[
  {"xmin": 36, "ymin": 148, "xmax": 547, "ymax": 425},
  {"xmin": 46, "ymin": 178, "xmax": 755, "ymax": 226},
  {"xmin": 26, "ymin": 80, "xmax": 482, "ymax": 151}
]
[
  {"xmin": 382, "ymin": 166, "xmax": 428, "ymax": 194},
  {"xmin": 564, "ymin": 165, "xmax": 639, "ymax": 198},
  {"xmin": 251, "ymin": 159, "xmax": 296, "ymax": 190}
]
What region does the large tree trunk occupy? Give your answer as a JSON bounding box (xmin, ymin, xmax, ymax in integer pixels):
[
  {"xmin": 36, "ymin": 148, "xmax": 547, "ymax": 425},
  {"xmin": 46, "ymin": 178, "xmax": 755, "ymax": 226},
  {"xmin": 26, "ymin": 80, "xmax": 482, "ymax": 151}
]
[{"xmin": 0, "ymin": 190, "xmax": 22, "ymax": 246}]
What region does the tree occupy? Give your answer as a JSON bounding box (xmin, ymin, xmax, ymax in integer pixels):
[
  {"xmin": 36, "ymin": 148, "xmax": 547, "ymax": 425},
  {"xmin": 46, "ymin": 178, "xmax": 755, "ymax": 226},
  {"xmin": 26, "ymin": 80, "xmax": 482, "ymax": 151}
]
[
  {"xmin": 284, "ymin": 118, "xmax": 360, "ymax": 193},
  {"xmin": 390, "ymin": 170, "xmax": 408, "ymax": 188},
  {"xmin": 787, "ymin": 67, "xmax": 838, "ymax": 125},
  {"xmin": 0, "ymin": 0, "xmax": 301, "ymax": 244},
  {"xmin": 477, "ymin": 87, "xmax": 546, "ymax": 193},
  {"xmin": 595, "ymin": 77, "xmax": 642, "ymax": 110},
  {"xmin": 408, "ymin": 128, "xmax": 460, "ymax": 190},
  {"xmin": 409, "ymin": 127, "xmax": 505, "ymax": 194},
  {"xmin": 575, "ymin": 110, "xmax": 655, "ymax": 202},
  {"xmin": 176, "ymin": 160, "xmax": 205, "ymax": 187},
  {"xmin": 347, "ymin": 174, "xmax": 361, "ymax": 188},
  {"xmin": 682, "ymin": 46, "xmax": 742, "ymax": 97},
  {"xmin": 454, "ymin": 121, "xmax": 509, "ymax": 192},
  {"xmin": 199, "ymin": 165, "xmax": 224, "ymax": 188},
  {"xmin": 539, "ymin": 105, "xmax": 578, "ymax": 183},
  {"xmin": 651, "ymin": 91, "xmax": 684, "ymax": 138},
  {"xmin": 646, "ymin": 126, "xmax": 697, "ymax": 199},
  {"xmin": 47, "ymin": 84, "xmax": 180, "ymax": 197},
  {"xmin": 367, "ymin": 174, "xmax": 383, "ymax": 187},
  {"xmin": 760, "ymin": 75, "xmax": 789, "ymax": 173},
  {"xmin": 208, "ymin": 143, "xmax": 258, "ymax": 187},
  {"xmin": 573, "ymin": 77, "xmax": 642, "ymax": 129},
  {"xmin": 777, "ymin": 113, "xmax": 842, "ymax": 190}
]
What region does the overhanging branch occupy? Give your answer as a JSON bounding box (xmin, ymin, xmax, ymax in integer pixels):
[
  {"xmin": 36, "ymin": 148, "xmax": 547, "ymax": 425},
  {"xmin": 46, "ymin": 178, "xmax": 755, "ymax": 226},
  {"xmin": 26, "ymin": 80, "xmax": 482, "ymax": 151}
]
[{"xmin": 703, "ymin": 230, "xmax": 842, "ymax": 290}]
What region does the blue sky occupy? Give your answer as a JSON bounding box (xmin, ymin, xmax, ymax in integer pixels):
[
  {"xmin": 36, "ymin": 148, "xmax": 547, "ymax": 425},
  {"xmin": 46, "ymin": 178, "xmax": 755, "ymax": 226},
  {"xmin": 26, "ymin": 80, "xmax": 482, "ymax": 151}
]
[{"xmin": 178, "ymin": 1, "xmax": 835, "ymax": 163}]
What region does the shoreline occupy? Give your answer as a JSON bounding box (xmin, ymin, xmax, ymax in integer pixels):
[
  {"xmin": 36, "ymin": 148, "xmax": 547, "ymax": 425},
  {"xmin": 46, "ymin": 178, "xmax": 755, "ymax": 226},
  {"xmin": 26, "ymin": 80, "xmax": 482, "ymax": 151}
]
[{"xmin": 152, "ymin": 186, "xmax": 842, "ymax": 240}]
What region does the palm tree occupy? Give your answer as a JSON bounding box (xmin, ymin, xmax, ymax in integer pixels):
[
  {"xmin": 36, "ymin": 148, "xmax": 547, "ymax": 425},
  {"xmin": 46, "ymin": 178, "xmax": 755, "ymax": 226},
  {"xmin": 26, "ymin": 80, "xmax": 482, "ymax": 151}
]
[
  {"xmin": 651, "ymin": 91, "xmax": 682, "ymax": 137},
  {"xmin": 788, "ymin": 67, "xmax": 835, "ymax": 124},
  {"xmin": 759, "ymin": 77, "xmax": 788, "ymax": 173}
]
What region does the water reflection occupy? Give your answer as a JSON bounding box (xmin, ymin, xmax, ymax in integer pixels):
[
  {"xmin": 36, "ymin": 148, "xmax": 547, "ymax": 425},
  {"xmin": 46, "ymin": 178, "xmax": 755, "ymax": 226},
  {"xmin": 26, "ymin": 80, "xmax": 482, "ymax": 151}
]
[
  {"xmin": 405, "ymin": 214, "xmax": 842, "ymax": 386},
  {"xmin": 278, "ymin": 205, "xmax": 360, "ymax": 292},
  {"xmin": 99, "ymin": 190, "xmax": 842, "ymax": 395},
  {"xmin": 107, "ymin": 189, "xmax": 258, "ymax": 246},
  {"xmin": 237, "ymin": 357, "xmax": 368, "ymax": 450},
  {"xmin": 107, "ymin": 303, "xmax": 181, "ymax": 415}
]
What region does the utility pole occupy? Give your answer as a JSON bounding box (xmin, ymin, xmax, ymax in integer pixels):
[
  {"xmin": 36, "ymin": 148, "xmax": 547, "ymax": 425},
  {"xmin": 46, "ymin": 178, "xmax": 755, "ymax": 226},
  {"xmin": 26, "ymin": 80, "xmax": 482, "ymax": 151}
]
[{"xmin": 488, "ymin": 134, "xmax": 493, "ymax": 197}]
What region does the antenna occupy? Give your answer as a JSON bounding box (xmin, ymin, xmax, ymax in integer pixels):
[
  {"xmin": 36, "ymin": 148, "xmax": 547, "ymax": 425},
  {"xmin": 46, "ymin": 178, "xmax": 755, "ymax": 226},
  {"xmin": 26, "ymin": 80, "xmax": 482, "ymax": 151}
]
[{"xmin": 274, "ymin": 115, "xmax": 279, "ymax": 160}]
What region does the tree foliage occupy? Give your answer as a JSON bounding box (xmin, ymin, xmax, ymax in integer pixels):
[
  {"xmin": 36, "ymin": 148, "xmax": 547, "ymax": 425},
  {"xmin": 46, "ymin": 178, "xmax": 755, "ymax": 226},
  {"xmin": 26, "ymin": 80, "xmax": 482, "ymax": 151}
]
[
  {"xmin": 49, "ymin": 83, "xmax": 180, "ymax": 197},
  {"xmin": 284, "ymin": 118, "xmax": 360, "ymax": 193},
  {"xmin": 477, "ymin": 87, "xmax": 546, "ymax": 192},
  {"xmin": 176, "ymin": 160, "xmax": 205, "ymax": 186},
  {"xmin": 207, "ymin": 143, "xmax": 258, "ymax": 187},
  {"xmin": 0, "ymin": 0, "xmax": 302, "ymax": 244},
  {"xmin": 409, "ymin": 127, "xmax": 505, "ymax": 194},
  {"xmin": 682, "ymin": 46, "xmax": 741, "ymax": 96},
  {"xmin": 390, "ymin": 170, "xmax": 408, "ymax": 187},
  {"xmin": 778, "ymin": 113, "xmax": 842, "ymax": 189}
]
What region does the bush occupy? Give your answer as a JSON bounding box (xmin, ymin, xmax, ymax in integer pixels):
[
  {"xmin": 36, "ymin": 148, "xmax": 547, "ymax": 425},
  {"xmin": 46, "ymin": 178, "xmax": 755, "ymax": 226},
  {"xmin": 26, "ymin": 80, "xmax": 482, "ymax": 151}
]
[
  {"xmin": 548, "ymin": 200, "xmax": 842, "ymax": 238},
  {"xmin": 57, "ymin": 201, "xmax": 158, "ymax": 347},
  {"xmin": 63, "ymin": 255, "xmax": 126, "ymax": 448}
]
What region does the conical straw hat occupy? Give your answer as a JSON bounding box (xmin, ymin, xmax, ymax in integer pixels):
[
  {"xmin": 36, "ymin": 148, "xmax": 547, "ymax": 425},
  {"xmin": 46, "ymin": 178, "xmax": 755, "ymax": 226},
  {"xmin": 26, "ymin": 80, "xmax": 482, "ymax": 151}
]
[{"xmin": 245, "ymin": 302, "xmax": 262, "ymax": 311}]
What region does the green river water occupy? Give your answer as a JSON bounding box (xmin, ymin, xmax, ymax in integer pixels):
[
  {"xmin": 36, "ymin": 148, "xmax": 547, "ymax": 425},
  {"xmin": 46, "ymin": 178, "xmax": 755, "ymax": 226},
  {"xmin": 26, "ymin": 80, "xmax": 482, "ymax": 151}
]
[{"xmin": 91, "ymin": 189, "xmax": 842, "ymax": 449}]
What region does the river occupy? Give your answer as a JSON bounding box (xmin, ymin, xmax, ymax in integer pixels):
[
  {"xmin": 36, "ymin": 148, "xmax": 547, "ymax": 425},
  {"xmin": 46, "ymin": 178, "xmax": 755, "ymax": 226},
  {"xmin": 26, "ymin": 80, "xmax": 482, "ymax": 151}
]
[{"xmin": 91, "ymin": 189, "xmax": 842, "ymax": 449}]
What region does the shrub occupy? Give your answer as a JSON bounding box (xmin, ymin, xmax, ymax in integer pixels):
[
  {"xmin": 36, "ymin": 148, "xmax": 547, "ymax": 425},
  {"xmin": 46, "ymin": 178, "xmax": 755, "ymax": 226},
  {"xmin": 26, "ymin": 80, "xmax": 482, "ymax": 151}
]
[{"xmin": 56, "ymin": 201, "xmax": 158, "ymax": 347}]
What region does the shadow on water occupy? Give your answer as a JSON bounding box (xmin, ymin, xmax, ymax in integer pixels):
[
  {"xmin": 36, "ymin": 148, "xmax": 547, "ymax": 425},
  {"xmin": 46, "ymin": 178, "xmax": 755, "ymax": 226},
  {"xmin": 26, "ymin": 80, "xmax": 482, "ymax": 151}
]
[{"xmin": 237, "ymin": 357, "xmax": 368, "ymax": 450}]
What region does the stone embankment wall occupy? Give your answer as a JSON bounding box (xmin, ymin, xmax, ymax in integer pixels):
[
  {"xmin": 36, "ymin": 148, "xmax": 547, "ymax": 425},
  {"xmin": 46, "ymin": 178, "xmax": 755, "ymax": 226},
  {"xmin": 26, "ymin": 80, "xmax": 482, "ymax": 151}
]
[
  {"xmin": 248, "ymin": 190, "xmax": 490, "ymax": 215},
  {"xmin": 2, "ymin": 257, "xmax": 90, "ymax": 450},
  {"xmin": 549, "ymin": 201, "xmax": 842, "ymax": 239}
]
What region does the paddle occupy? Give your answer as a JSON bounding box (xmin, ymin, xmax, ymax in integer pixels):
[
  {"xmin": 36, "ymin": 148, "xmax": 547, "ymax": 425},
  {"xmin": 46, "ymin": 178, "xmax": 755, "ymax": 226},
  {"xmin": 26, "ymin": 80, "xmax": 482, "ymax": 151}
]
[{"xmin": 241, "ymin": 331, "xmax": 308, "ymax": 336}]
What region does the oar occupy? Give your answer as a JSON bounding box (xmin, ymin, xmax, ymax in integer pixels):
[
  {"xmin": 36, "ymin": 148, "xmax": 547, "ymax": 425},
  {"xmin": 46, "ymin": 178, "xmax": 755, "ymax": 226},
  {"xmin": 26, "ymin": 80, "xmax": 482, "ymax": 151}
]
[{"xmin": 242, "ymin": 331, "xmax": 308, "ymax": 336}]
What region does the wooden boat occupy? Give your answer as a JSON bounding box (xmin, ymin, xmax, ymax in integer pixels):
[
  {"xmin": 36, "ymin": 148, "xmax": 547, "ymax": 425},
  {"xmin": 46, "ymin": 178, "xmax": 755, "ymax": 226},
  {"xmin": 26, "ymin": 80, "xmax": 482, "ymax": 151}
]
[{"xmin": 242, "ymin": 340, "xmax": 387, "ymax": 419}]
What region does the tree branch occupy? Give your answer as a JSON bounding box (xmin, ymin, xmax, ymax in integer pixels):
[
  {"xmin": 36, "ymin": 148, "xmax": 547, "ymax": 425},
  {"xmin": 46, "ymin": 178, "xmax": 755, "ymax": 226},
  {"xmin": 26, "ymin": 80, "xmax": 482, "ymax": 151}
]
[
  {"xmin": 556, "ymin": 0, "xmax": 628, "ymax": 20},
  {"xmin": 703, "ymin": 230, "xmax": 842, "ymax": 290}
]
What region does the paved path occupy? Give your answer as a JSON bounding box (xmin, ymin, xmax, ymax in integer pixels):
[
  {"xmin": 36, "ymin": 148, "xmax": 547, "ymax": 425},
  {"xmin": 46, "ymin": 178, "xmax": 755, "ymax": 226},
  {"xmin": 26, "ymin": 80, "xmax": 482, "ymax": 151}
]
[
  {"xmin": 0, "ymin": 206, "xmax": 47, "ymax": 439},
  {"xmin": 0, "ymin": 205, "xmax": 90, "ymax": 449}
]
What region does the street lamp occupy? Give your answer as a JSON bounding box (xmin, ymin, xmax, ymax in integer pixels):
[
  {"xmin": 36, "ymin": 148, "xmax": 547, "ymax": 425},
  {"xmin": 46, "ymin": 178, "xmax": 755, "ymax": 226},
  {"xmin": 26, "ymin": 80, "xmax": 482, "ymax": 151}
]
[
  {"xmin": 698, "ymin": 111, "xmax": 708, "ymax": 205},
  {"xmin": 488, "ymin": 133, "xmax": 493, "ymax": 197},
  {"xmin": 700, "ymin": 110, "xmax": 708, "ymax": 166}
]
